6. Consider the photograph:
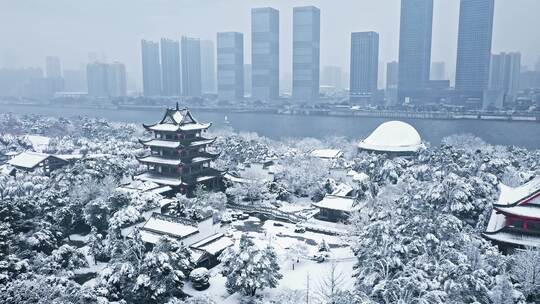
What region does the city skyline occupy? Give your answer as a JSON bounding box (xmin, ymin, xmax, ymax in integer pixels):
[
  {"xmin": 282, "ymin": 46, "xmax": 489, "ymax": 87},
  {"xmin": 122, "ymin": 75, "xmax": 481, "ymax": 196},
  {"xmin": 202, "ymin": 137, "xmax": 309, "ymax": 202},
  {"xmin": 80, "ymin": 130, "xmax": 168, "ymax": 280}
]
[{"xmin": 2, "ymin": 0, "xmax": 539, "ymax": 92}]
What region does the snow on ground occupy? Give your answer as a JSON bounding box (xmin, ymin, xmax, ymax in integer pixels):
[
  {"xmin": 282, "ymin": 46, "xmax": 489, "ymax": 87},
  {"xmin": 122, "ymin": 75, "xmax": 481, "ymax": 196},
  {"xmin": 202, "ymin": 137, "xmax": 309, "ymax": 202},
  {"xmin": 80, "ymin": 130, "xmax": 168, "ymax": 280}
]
[{"xmin": 186, "ymin": 216, "xmax": 356, "ymax": 303}]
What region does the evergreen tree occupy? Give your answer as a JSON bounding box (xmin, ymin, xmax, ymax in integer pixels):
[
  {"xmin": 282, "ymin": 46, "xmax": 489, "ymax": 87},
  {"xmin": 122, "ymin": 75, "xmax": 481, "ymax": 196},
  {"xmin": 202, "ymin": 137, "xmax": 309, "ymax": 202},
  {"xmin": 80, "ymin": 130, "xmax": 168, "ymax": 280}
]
[{"xmin": 220, "ymin": 234, "xmax": 282, "ymax": 297}]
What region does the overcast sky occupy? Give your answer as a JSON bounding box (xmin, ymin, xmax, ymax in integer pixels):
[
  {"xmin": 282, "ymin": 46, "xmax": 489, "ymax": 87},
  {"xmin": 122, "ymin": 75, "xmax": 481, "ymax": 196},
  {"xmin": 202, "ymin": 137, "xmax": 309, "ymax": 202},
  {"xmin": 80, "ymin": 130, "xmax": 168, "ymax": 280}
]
[{"xmin": 1, "ymin": 0, "xmax": 539, "ymax": 89}]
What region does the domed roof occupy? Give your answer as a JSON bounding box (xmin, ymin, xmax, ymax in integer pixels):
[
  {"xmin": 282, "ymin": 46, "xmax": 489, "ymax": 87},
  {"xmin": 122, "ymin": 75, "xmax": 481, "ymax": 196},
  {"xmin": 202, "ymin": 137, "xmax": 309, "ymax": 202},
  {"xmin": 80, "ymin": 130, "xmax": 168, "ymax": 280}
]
[{"xmin": 358, "ymin": 121, "xmax": 424, "ymax": 153}]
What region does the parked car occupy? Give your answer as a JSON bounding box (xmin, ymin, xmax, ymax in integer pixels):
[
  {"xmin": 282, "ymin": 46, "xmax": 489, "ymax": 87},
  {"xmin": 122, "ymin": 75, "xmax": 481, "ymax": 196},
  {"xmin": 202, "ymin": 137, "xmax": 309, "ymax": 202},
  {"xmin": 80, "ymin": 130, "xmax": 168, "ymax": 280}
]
[
  {"xmin": 294, "ymin": 225, "xmax": 306, "ymax": 233},
  {"xmin": 220, "ymin": 213, "xmax": 233, "ymax": 224},
  {"xmin": 313, "ymin": 252, "xmax": 331, "ymax": 263},
  {"xmin": 237, "ymin": 213, "xmax": 250, "ymax": 220}
]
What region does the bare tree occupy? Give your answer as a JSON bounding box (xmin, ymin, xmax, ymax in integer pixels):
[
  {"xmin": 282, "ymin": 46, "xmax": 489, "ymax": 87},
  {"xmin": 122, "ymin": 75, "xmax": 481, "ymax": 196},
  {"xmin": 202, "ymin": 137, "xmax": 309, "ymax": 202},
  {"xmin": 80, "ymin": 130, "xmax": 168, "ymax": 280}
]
[{"xmin": 314, "ymin": 262, "xmax": 347, "ymax": 303}]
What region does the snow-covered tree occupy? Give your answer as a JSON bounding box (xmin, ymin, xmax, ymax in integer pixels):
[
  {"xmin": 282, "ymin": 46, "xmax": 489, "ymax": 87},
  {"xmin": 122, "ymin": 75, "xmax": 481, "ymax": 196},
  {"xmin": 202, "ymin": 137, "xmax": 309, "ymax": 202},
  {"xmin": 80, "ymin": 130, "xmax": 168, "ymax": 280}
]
[
  {"xmin": 511, "ymin": 247, "xmax": 540, "ymax": 301},
  {"xmin": 219, "ymin": 234, "xmax": 282, "ymax": 297}
]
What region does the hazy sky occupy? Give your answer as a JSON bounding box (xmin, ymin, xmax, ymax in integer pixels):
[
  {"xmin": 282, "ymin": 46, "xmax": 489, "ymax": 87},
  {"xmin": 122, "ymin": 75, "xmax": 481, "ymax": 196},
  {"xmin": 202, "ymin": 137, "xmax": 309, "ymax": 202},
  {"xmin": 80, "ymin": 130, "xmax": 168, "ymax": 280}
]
[{"xmin": 1, "ymin": 0, "xmax": 539, "ymax": 90}]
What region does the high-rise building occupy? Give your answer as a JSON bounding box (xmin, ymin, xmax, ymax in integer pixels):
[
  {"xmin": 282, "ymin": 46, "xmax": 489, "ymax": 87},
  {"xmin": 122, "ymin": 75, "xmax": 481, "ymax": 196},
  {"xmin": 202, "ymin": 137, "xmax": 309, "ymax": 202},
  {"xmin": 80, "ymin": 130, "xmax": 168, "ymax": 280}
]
[
  {"xmin": 86, "ymin": 62, "xmax": 127, "ymax": 97},
  {"xmin": 45, "ymin": 56, "xmax": 61, "ymax": 79},
  {"xmin": 181, "ymin": 36, "xmax": 202, "ymax": 97},
  {"xmin": 63, "ymin": 68, "xmax": 87, "ymax": 92},
  {"xmin": 45, "ymin": 56, "xmax": 64, "ymax": 92},
  {"xmin": 321, "ymin": 66, "xmax": 343, "ymax": 91},
  {"xmin": 107, "ymin": 62, "xmax": 127, "ymax": 97},
  {"xmin": 397, "ymin": 0, "xmax": 433, "ymax": 104},
  {"xmin": 455, "ymin": 0, "xmax": 495, "ymax": 99},
  {"xmin": 292, "ymin": 6, "xmax": 320, "ymax": 101},
  {"xmin": 251, "ymin": 7, "xmax": 279, "ymax": 101},
  {"xmin": 217, "ymin": 32, "xmax": 244, "ymax": 100},
  {"xmin": 386, "ymin": 61, "xmax": 399, "ymax": 89},
  {"xmin": 535, "ymin": 57, "xmax": 540, "ymax": 72},
  {"xmin": 86, "ymin": 62, "xmax": 109, "ymax": 97},
  {"xmin": 160, "ymin": 38, "xmax": 181, "ymax": 96},
  {"xmin": 141, "ymin": 40, "xmax": 162, "ymax": 96},
  {"xmin": 200, "ymin": 40, "xmax": 216, "ymax": 94},
  {"xmin": 244, "ymin": 64, "xmax": 252, "ymax": 97},
  {"xmin": 490, "ymin": 52, "xmax": 521, "ymax": 98},
  {"xmin": 431, "ymin": 61, "xmax": 446, "ymax": 80},
  {"xmin": 350, "ymin": 31, "xmax": 379, "ymax": 103}
]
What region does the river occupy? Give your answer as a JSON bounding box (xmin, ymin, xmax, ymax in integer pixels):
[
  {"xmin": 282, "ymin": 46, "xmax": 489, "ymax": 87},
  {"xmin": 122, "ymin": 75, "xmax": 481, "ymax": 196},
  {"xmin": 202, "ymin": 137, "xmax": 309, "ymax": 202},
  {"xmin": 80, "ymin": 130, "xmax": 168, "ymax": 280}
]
[{"xmin": 1, "ymin": 104, "xmax": 539, "ymax": 149}]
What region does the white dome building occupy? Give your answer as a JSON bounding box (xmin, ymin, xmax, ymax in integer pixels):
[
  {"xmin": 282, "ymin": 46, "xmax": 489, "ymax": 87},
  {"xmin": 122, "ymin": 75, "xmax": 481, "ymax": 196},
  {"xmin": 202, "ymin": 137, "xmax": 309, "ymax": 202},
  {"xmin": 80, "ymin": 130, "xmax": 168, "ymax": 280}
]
[{"xmin": 358, "ymin": 121, "xmax": 424, "ymax": 154}]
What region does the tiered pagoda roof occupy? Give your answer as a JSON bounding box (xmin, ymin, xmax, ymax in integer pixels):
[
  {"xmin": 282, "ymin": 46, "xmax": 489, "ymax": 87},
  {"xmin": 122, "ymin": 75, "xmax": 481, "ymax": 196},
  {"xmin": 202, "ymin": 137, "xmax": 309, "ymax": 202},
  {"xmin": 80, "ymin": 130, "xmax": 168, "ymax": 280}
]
[
  {"xmin": 142, "ymin": 107, "xmax": 212, "ymax": 132},
  {"xmin": 134, "ymin": 105, "xmax": 224, "ymax": 192},
  {"xmin": 483, "ymin": 177, "xmax": 540, "ymax": 248}
]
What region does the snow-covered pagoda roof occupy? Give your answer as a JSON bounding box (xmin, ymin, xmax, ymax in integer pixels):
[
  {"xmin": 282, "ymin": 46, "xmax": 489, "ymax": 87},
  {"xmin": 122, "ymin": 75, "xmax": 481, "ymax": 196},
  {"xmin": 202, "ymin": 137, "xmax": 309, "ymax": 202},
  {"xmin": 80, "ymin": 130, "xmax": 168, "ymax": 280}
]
[
  {"xmin": 312, "ymin": 195, "xmax": 357, "ymax": 213},
  {"xmin": 135, "ymin": 172, "xmax": 184, "ymax": 186},
  {"xmin": 358, "ymin": 121, "xmax": 424, "ymax": 153},
  {"xmin": 495, "ymin": 177, "xmax": 540, "ymax": 207},
  {"xmin": 143, "ymin": 105, "xmax": 211, "ymax": 133},
  {"xmin": 139, "ymin": 137, "xmax": 216, "ymax": 149},
  {"xmin": 138, "ymin": 152, "xmax": 219, "ymax": 167}
]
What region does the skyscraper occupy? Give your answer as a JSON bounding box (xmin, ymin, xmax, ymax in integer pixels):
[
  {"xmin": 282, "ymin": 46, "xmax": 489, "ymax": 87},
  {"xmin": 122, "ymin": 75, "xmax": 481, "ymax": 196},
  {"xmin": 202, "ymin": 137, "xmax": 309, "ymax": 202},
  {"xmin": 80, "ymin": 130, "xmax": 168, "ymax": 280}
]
[
  {"xmin": 244, "ymin": 64, "xmax": 252, "ymax": 97},
  {"xmin": 45, "ymin": 56, "xmax": 64, "ymax": 92},
  {"xmin": 535, "ymin": 57, "xmax": 540, "ymax": 72},
  {"xmin": 45, "ymin": 56, "xmax": 61, "ymax": 79},
  {"xmin": 490, "ymin": 52, "xmax": 521, "ymax": 99},
  {"xmin": 63, "ymin": 68, "xmax": 87, "ymax": 92},
  {"xmin": 160, "ymin": 38, "xmax": 181, "ymax": 96},
  {"xmin": 455, "ymin": 0, "xmax": 495, "ymax": 99},
  {"xmin": 321, "ymin": 66, "xmax": 343, "ymax": 91},
  {"xmin": 397, "ymin": 0, "xmax": 433, "ymax": 104},
  {"xmin": 141, "ymin": 40, "xmax": 162, "ymax": 96},
  {"xmin": 86, "ymin": 62, "xmax": 127, "ymax": 97},
  {"xmin": 200, "ymin": 40, "xmax": 216, "ymax": 94},
  {"xmin": 217, "ymin": 32, "xmax": 244, "ymax": 100},
  {"xmin": 181, "ymin": 36, "xmax": 202, "ymax": 97},
  {"xmin": 251, "ymin": 7, "xmax": 279, "ymax": 100},
  {"xmin": 107, "ymin": 62, "xmax": 127, "ymax": 97},
  {"xmin": 431, "ymin": 61, "xmax": 446, "ymax": 80},
  {"xmin": 386, "ymin": 61, "xmax": 399, "ymax": 89},
  {"xmin": 350, "ymin": 32, "xmax": 379, "ymax": 103},
  {"xmin": 292, "ymin": 6, "xmax": 320, "ymax": 101},
  {"xmin": 86, "ymin": 62, "xmax": 109, "ymax": 97}
]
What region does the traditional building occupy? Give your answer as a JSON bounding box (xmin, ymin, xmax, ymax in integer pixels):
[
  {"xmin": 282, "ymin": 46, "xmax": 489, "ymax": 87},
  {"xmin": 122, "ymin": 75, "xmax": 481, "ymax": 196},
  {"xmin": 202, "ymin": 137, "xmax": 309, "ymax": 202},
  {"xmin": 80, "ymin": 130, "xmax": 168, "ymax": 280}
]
[
  {"xmin": 484, "ymin": 177, "xmax": 540, "ymax": 248},
  {"xmin": 136, "ymin": 106, "xmax": 223, "ymax": 194}
]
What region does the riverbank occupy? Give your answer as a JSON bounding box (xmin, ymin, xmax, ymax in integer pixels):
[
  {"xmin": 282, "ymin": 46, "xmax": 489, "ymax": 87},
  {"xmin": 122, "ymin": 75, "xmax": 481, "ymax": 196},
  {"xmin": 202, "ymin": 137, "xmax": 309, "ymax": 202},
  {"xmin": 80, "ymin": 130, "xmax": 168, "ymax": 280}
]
[
  {"xmin": 2, "ymin": 101, "xmax": 539, "ymax": 123},
  {"xmin": 1, "ymin": 103, "xmax": 539, "ymax": 149}
]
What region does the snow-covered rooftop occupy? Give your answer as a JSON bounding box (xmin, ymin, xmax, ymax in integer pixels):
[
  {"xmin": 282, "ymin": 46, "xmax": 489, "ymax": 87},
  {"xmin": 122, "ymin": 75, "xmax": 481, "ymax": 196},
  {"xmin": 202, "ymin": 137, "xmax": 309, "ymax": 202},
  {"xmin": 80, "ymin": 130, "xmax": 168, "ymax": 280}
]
[
  {"xmin": 8, "ymin": 151, "xmax": 50, "ymax": 169},
  {"xmin": 496, "ymin": 177, "xmax": 540, "ymax": 206},
  {"xmin": 331, "ymin": 183, "xmax": 354, "ymax": 196},
  {"xmin": 313, "ymin": 195, "xmax": 357, "ymax": 212},
  {"xmin": 147, "ymin": 122, "xmax": 211, "ymax": 132},
  {"xmin": 310, "ymin": 149, "xmax": 342, "ymax": 159},
  {"xmin": 483, "ymin": 231, "xmax": 540, "ymax": 248},
  {"xmin": 25, "ymin": 135, "xmax": 50, "ymax": 152},
  {"xmin": 485, "ymin": 210, "xmax": 507, "ymax": 233},
  {"xmin": 358, "ymin": 121, "xmax": 424, "ymax": 153},
  {"xmin": 138, "ymin": 156, "xmax": 182, "ymax": 166},
  {"xmin": 140, "ymin": 139, "xmax": 181, "ymax": 149},
  {"xmin": 135, "ymin": 172, "xmax": 183, "ymax": 186},
  {"xmin": 495, "ymin": 205, "xmax": 540, "ymax": 219},
  {"xmin": 142, "ymin": 214, "xmax": 199, "ymax": 240},
  {"xmin": 191, "ymin": 233, "xmax": 233, "ymax": 256}
]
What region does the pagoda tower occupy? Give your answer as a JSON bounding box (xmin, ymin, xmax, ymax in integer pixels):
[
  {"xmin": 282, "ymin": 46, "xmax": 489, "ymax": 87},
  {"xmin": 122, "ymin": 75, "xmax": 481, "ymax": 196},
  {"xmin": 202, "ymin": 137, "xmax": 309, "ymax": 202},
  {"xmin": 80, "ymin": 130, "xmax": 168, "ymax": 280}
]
[{"xmin": 136, "ymin": 105, "xmax": 223, "ymax": 194}]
